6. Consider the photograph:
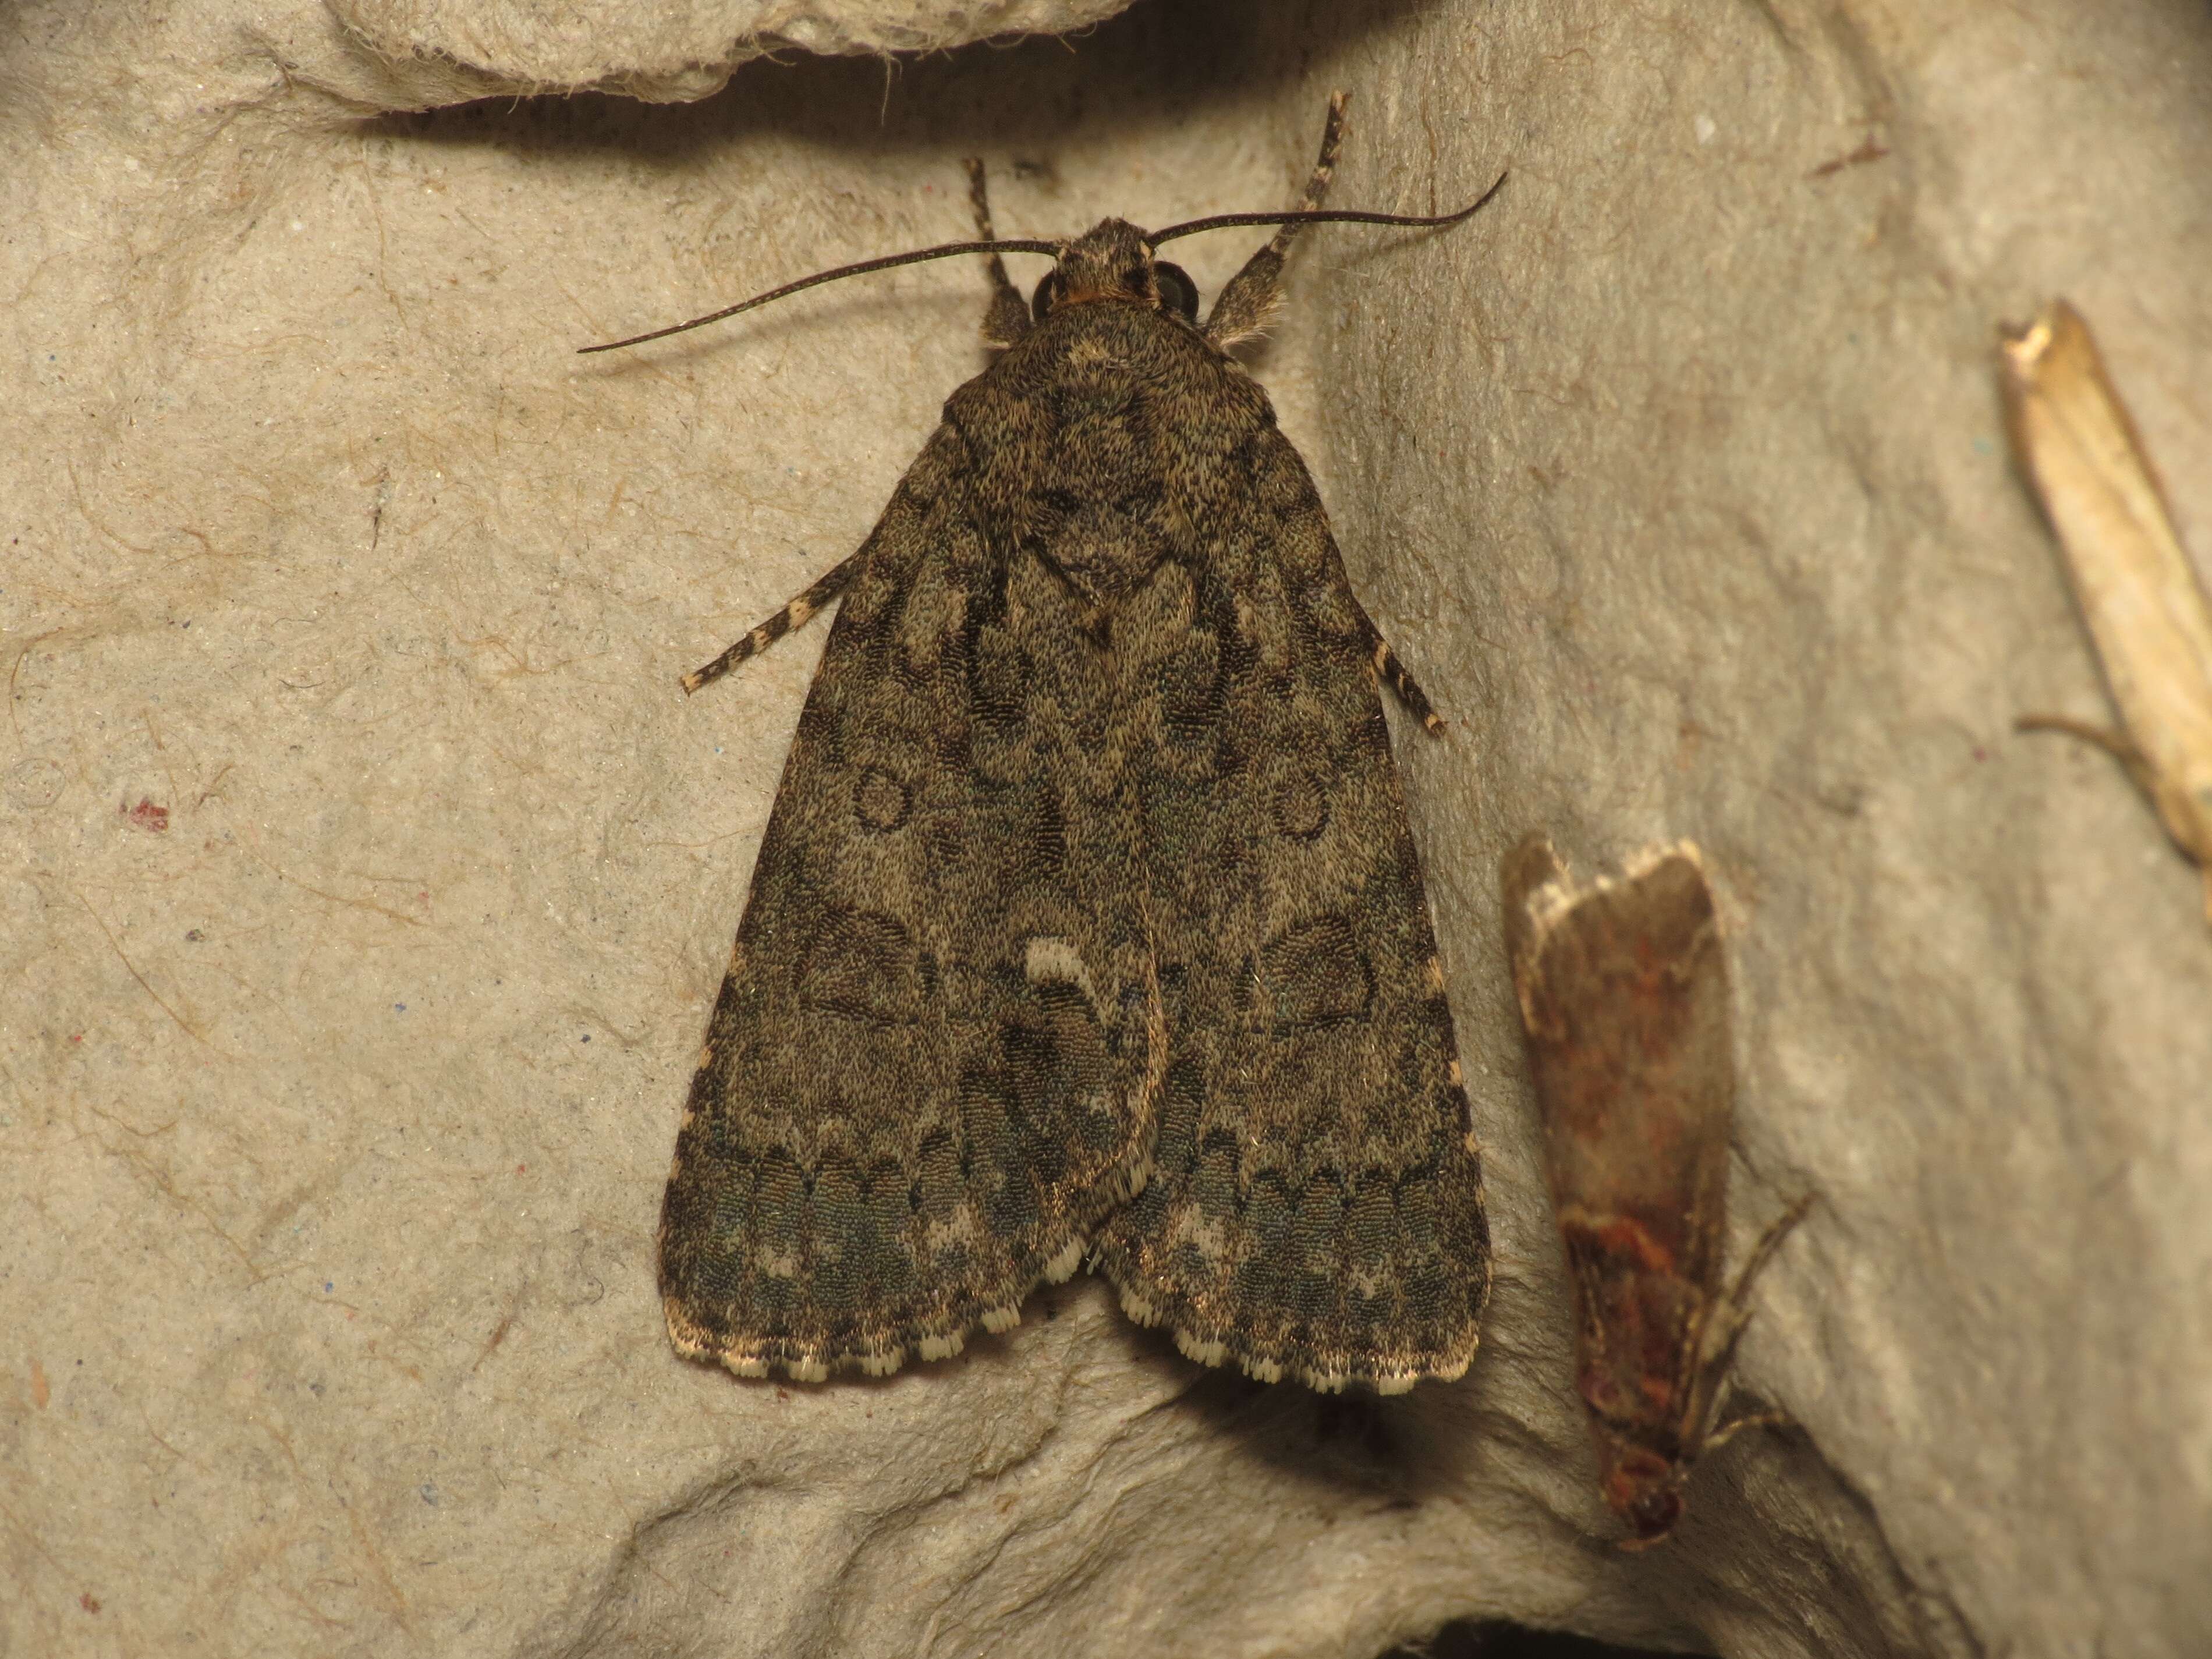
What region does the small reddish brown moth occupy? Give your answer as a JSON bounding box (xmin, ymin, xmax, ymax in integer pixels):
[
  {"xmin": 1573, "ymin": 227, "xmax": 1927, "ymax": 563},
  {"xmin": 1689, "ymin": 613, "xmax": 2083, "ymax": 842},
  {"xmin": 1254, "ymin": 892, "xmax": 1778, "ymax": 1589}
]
[{"xmin": 1501, "ymin": 834, "xmax": 1810, "ymax": 1546}]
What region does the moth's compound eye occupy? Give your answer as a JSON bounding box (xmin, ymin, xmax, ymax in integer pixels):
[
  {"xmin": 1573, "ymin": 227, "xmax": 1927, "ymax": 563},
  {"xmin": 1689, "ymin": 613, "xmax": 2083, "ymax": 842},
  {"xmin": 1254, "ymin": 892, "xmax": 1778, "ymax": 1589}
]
[
  {"xmin": 1031, "ymin": 270, "xmax": 1065, "ymax": 320},
  {"xmin": 1153, "ymin": 261, "xmax": 1199, "ymax": 321}
]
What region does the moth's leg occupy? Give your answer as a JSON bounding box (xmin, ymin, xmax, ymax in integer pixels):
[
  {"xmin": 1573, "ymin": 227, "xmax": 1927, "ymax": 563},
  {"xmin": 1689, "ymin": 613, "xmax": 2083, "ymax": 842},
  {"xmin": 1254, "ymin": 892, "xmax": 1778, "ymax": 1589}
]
[
  {"xmin": 1685, "ymin": 1192, "xmax": 1816, "ymax": 1441},
  {"xmin": 1337, "ymin": 573, "xmax": 1443, "ymax": 733},
  {"xmin": 1362, "ymin": 621, "xmax": 1445, "ymax": 736},
  {"xmin": 964, "ymin": 159, "xmax": 1031, "ymax": 348},
  {"xmin": 1703, "ymin": 1191, "xmax": 1816, "ymax": 1370},
  {"xmin": 2013, "ymin": 713, "xmax": 2158, "ymax": 797},
  {"xmin": 2015, "ymin": 715, "xmax": 2212, "ymax": 923},
  {"xmin": 681, "ymin": 550, "xmax": 866, "ymax": 694},
  {"xmin": 1204, "ymin": 90, "xmax": 1350, "ymax": 346},
  {"xmin": 1695, "ymin": 1406, "xmax": 1787, "ymax": 1460}
]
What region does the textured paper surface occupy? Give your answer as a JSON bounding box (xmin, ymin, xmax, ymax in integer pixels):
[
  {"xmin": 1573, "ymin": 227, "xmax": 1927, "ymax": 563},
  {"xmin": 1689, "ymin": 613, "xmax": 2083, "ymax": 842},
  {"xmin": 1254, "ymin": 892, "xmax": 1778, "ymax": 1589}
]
[
  {"xmin": 5, "ymin": 2, "xmax": 2210, "ymax": 1656},
  {"xmin": 270, "ymin": 0, "xmax": 1146, "ymax": 105}
]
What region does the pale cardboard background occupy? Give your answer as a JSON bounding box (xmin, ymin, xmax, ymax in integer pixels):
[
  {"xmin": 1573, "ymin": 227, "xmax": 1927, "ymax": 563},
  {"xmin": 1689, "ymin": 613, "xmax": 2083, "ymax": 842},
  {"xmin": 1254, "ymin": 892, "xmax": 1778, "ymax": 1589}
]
[{"xmin": 4, "ymin": 2, "xmax": 2209, "ymax": 1656}]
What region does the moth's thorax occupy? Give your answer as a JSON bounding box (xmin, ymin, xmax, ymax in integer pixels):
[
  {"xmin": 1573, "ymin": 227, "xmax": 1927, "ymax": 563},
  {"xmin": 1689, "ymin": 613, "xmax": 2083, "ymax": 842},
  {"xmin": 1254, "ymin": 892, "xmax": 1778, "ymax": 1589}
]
[
  {"xmin": 1049, "ymin": 217, "xmax": 1166, "ymax": 311},
  {"xmin": 943, "ymin": 294, "xmax": 1273, "ymax": 615}
]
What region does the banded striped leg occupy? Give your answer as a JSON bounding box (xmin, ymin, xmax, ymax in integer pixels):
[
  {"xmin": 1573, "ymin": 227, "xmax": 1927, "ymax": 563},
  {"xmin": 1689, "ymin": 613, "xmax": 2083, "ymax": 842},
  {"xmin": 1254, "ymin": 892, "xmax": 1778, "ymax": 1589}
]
[
  {"xmin": 1204, "ymin": 91, "xmax": 1350, "ymax": 346},
  {"xmin": 682, "ymin": 551, "xmax": 866, "ymax": 694},
  {"xmin": 964, "ymin": 159, "xmax": 1031, "ymax": 348},
  {"xmin": 1362, "ymin": 620, "xmax": 1445, "ymax": 736}
]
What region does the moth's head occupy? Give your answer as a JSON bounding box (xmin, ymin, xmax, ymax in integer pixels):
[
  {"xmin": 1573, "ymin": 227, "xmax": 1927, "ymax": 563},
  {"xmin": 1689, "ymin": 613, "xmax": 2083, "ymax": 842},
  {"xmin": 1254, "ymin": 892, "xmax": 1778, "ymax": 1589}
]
[
  {"xmin": 1600, "ymin": 1441, "xmax": 1687, "ymax": 1548},
  {"xmin": 1030, "ymin": 217, "xmax": 1199, "ymax": 325}
]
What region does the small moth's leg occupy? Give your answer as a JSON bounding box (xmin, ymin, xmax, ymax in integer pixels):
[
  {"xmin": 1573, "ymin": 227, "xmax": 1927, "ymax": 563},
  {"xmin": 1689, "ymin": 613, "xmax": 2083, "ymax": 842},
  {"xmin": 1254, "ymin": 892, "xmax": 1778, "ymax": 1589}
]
[
  {"xmin": 1722, "ymin": 1192, "xmax": 1817, "ymax": 1317},
  {"xmin": 964, "ymin": 159, "xmax": 1031, "ymax": 348},
  {"xmin": 1696, "ymin": 1406, "xmax": 1788, "ymax": 1459},
  {"xmin": 682, "ymin": 550, "xmax": 866, "ymax": 695},
  {"xmin": 1204, "ymin": 91, "xmax": 1350, "ymax": 346},
  {"xmin": 2014, "ymin": 712, "xmax": 2158, "ymax": 797},
  {"xmin": 1705, "ymin": 1191, "xmax": 1816, "ymax": 1364},
  {"xmin": 1686, "ymin": 1192, "xmax": 1816, "ymax": 1437},
  {"xmin": 2016, "ymin": 714, "xmax": 2212, "ymax": 921}
]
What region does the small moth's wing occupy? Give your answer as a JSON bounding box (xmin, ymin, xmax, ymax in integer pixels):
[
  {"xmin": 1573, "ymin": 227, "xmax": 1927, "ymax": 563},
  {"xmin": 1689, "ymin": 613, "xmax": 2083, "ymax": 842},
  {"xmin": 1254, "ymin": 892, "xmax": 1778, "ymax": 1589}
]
[
  {"xmin": 1091, "ymin": 398, "xmax": 1491, "ymax": 1394},
  {"xmin": 1503, "ymin": 837, "xmax": 1732, "ymax": 1540},
  {"xmin": 1999, "ymin": 301, "xmax": 2212, "ymax": 909},
  {"xmin": 659, "ymin": 423, "xmax": 1158, "ymax": 1381}
]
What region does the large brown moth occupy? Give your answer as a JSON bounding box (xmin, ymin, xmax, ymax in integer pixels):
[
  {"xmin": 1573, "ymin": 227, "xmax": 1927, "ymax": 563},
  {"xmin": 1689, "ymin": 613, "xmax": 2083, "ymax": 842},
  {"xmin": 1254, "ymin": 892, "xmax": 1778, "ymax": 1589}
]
[{"xmin": 590, "ymin": 95, "xmax": 1504, "ymax": 1393}]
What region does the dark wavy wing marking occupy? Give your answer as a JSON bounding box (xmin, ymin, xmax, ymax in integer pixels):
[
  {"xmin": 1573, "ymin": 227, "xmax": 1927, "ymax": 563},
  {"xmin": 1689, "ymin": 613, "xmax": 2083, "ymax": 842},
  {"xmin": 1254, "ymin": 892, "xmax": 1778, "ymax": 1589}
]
[
  {"xmin": 659, "ymin": 422, "xmax": 1158, "ymax": 1381},
  {"xmin": 1091, "ymin": 406, "xmax": 1490, "ymax": 1394}
]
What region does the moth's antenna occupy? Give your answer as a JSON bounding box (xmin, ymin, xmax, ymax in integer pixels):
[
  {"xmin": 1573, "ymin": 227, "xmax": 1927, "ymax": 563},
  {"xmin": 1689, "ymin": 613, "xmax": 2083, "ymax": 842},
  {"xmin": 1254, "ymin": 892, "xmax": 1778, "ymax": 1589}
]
[
  {"xmin": 579, "ymin": 170, "xmax": 1508, "ymax": 356},
  {"xmin": 579, "ymin": 236, "xmax": 1061, "ymax": 355},
  {"xmin": 1149, "ymin": 171, "xmax": 1508, "ymax": 246}
]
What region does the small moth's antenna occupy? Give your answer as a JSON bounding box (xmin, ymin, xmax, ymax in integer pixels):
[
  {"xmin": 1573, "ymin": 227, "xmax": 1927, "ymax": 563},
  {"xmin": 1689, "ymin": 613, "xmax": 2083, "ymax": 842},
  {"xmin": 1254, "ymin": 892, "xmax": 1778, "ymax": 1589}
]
[
  {"xmin": 579, "ymin": 236, "xmax": 1059, "ymax": 355},
  {"xmin": 1149, "ymin": 171, "xmax": 1509, "ymax": 246}
]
